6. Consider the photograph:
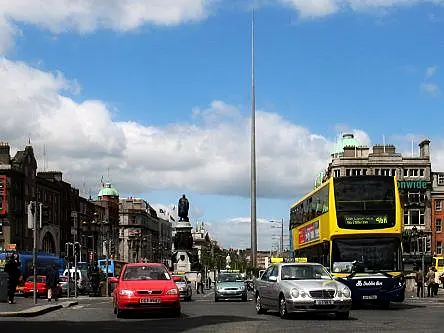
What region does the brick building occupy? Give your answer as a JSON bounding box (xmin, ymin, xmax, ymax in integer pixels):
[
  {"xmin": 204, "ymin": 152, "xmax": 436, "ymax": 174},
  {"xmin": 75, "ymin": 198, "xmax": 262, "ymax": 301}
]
[{"xmin": 431, "ymin": 172, "xmax": 444, "ymax": 255}]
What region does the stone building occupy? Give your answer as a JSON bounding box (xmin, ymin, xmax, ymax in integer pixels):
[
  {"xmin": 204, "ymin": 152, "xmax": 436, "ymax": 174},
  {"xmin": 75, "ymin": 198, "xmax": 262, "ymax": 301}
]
[
  {"xmin": 0, "ymin": 142, "xmax": 88, "ymax": 257},
  {"xmin": 119, "ymin": 198, "xmax": 156, "ymax": 262},
  {"xmin": 325, "ymin": 134, "xmax": 432, "ymax": 254},
  {"xmin": 91, "ymin": 183, "xmax": 120, "ymax": 259}
]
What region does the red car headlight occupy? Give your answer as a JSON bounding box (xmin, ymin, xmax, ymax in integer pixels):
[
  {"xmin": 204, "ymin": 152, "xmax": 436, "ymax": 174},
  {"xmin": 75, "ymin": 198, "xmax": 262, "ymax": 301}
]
[
  {"xmin": 166, "ymin": 288, "xmax": 179, "ymax": 295},
  {"xmin": 119, "ymin": 289, "xmax": 135, "ymax": 296}
]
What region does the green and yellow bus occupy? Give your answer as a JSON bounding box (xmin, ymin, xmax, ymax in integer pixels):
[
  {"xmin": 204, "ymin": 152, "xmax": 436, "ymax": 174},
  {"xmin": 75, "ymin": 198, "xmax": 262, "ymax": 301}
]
[{"xmin": 290, "ymin": 176, "xmax": 405, "ymax": 307}]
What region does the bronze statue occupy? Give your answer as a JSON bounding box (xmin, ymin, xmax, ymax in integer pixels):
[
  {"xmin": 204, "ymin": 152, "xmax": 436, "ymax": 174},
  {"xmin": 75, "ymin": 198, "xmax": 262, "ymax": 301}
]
[{"xmin": 178, "ymin": 194, "xmax": 190, "ymax": 222}]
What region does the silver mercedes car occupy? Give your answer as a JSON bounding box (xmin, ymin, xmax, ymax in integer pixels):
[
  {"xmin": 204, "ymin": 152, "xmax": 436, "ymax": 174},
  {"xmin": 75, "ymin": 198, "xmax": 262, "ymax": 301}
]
[{"xmin": 254, "ymin": 262, "xmax": 352, "ymax": 319}]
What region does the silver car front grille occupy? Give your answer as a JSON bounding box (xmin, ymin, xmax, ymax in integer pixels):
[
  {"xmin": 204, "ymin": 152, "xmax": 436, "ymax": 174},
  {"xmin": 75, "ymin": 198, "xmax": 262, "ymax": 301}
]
[{"xmin": 309, "ymin": 289, "xmax": 336, "ymax": 299}]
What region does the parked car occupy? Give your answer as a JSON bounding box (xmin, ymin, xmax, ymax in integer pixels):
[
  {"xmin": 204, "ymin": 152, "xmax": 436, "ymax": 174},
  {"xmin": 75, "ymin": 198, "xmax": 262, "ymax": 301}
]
[
  {"xmin": 254, "ymin": 262, "xmax": 352, "ymax": 319},
  {"xmin": 59, "ymin": 276, "xmax": 76, "ymax": 296},
  {"xmin": 110, "ymin": 263, "xmax": 180, "ymax": 318},
  {"xmin": 172, "ymin": 274, "xmax": 192, "ymax": 301},
  {"xmin": 215, "ymin": 272, "xmax": 247, "ymax": 302},
  {"xmin": 23, "ymin": 275, "xmax": 48, "ymax": 298}
]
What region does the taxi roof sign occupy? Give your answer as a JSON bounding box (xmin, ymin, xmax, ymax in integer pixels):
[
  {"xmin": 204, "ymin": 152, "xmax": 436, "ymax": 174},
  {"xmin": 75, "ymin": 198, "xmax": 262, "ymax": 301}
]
[
  {"xmin": 270, "ymin": 257, "xmax": 283, "ymax": 263},
  {"xmin": 295, "ymin": 257, "xmax": 307, "ymax": 263}
]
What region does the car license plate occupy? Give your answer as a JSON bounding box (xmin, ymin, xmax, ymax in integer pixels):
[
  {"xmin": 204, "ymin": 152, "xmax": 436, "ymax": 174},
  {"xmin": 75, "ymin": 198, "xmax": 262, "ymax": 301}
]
[
  {"xmin": 315, "ymin": 300, "xmax": 334, "ymax": 305},
  {"xmin": 140, "ymin": 298, "xmax": 161, "ymax": 304},
  {"xmin": 362, "ymin": 295, "xmax": 377, "ymax": 300}
]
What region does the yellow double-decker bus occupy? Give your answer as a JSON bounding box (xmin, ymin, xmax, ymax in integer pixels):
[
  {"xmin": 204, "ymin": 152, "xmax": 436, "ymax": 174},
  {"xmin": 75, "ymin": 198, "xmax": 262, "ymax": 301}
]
[{"xmin": 290, "ymin": 176, "xmax": 405, "ymax": 307}]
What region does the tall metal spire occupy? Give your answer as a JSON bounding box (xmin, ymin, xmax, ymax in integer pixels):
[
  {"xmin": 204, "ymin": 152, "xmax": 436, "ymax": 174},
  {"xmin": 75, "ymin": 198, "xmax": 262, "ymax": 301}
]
[{"xmin": 250, "ymin": 8, "xmax": 257, "ymax": 268}]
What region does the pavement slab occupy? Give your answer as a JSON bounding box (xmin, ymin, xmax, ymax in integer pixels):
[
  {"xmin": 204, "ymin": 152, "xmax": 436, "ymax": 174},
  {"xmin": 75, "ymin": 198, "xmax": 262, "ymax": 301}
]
[{"xmin": 0, "ymin": 300, "xmax": 78, "ymax": 317}]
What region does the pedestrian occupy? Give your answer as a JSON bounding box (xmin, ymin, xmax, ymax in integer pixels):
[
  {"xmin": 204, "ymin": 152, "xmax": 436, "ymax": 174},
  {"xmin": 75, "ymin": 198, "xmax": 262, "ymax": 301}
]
[
  {"xmin": 415, "ymin": 266, "xmax": 423, "ymax": 297},
  {"xmin": 208, "ymin": 276, "xmax": 212, "ymax": 290},
  {"xmin": 4, "ymin": 254, "xmax": 21, "ymax": 304},
  {"xmin": 196, "ymin": 271, "xmax": 202, "ymax": 294},
  {"xmin": 46, "ymin": 264, "xmax": 59, "ymax": 302},
  {"xmin": 427, "ymin": 266, "xmax": 436, "ymax": 297},
  {"xmin": 434, "ymin": 267, "xmax": 441, "ymax": 296}
]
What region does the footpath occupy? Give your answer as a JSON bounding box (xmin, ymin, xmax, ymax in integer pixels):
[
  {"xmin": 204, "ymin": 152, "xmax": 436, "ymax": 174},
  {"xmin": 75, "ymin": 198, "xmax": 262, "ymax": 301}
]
[
  {"xmin": 0, "ymin": 296, "xmax": 78, "ymax": 317},
  {"xmin": 404, "ymin": 290, "xmax": 444, "ymax": 304}
]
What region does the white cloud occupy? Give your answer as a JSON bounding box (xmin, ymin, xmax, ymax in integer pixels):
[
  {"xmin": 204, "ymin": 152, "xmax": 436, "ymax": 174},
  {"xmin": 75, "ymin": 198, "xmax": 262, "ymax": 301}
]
[
  {"xmin": 0, "ymin": 0, "xmax": 212, "ymax": 54},
  {"xmin": 276, "ymin": 0, "xmax": 444, "ymax": 18},
  {"xmin": 421, "ymin": 82, "xmax": 441, "ymax": 97},
  {"xmin": 425, "ymin": 65, "xmax": 438, "ymax": 79},
  {"xmin": 0, "ymin": 57, "xmax": 344, "ymax": 200},
  {"xmin": 421, "ymin": 66, "xmax": 441, "ymax": 97}
]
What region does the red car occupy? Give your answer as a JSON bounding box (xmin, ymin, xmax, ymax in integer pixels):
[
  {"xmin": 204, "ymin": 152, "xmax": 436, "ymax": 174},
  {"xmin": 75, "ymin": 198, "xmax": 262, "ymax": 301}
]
[
  {"xmin": 23, "ymin": 275, "xmax": 48, "ymax": 298},
  {"xmin": 111, "ymin": 263, "xmax": 180, "ymax": 318}
]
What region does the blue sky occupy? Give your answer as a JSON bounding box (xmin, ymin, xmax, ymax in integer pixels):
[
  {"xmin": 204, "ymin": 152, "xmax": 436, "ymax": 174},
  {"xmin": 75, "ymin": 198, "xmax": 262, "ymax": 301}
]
[{"xmin": 1, "ymin": 0, "xmax": 443, "ymax": 249}]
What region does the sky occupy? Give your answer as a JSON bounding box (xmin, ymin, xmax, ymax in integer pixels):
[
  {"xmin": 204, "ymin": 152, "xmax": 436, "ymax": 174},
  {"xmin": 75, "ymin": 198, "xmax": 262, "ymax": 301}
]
[{"xmin": 1, "ymin": 0, "xmax": 444, "ymax": 250}]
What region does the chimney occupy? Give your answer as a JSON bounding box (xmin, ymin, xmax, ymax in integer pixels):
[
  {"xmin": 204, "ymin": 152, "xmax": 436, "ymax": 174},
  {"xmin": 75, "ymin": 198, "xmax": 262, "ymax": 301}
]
[
  {"xmin": 0, "ymin": 142, "xmax": 10, "ymax": 165},
  {"xmin": 419, "ymin": 139, "xmax": 431, "ymax": 158}
]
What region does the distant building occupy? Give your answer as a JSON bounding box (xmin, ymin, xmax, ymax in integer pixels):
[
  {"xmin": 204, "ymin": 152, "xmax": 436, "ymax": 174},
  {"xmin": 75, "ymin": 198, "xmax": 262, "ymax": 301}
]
[
  {"xmin": 119, "ymin": 198, "xmax": 172, "ymax": 264},
  {"xmin": 91, "ymin": 182, "xmax": 120, "ymax": 259}
]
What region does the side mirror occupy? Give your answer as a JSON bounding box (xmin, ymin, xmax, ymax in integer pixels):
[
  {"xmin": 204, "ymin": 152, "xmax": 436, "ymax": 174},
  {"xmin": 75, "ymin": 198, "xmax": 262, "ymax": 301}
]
[
  {"xmin": 109, "ymin": 277, "xmax": 119, "ymax": 284},
  {"xmin": 268, "ymin": 276, "xmax": 278, "ymax": 282}
]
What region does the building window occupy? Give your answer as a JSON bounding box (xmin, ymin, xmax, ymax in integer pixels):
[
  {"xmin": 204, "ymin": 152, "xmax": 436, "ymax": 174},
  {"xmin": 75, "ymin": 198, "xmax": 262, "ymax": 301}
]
[
  {"xmin": 436, "ymin": 219, "xmax": 442, "ymax": 233},
  {"xmin": 404, "ymin": 209, "xmax": 425, "ymax": 225},
  {"xmin": 438, "ymin": 175, "xmax": 444, "ymax": 185},
  {"xmin": 437, "ymin": 242, "xmax": 442, "ymax": 255},
  {"xmin": 420, "ymin": 169, "xmax": 424, "ymax": 177},
  {"xmin": 436, "ymin": 200, "xmax": 442, "ymax": 211},
  {"xmin": 403, "ymin": 169, "xmax": 408, "ymax": 177},
  {"xmin": 362, "ymin": 169, "xmax": 367, "ymax": 176},
  {"xmin": 391, "ymin": 169, "xmax": 397, "ymax": 177},
  {"xmin": 410, "ymin": 169, "xmax": 418, "ymax": 177},
  {"xmin": 334, "ymin": 169, "xmax": 340, "ymax": 178},
  {"xmin": 346, "ymin": 169, "xmax": 350, "ymax": 176},
  {"xmin": 408, "ymin": 192, "xmax": 426, "ymax": 204}
]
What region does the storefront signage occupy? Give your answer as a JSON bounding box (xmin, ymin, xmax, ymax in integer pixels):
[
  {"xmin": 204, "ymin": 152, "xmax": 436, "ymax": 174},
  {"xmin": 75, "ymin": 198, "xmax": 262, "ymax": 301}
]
[
  {"xmin": 298, "ymin": 220, "xmax": 320, "ymax": 245},
  {"xmin": 397, "ymin": 180, "xmax": 431, "ymax": 190}
]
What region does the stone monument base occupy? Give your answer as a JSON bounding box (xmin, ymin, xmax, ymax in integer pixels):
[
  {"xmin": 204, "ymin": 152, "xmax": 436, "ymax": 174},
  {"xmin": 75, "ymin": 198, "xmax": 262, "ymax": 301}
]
[{"xmin": 173, "ymin": 250, "xmax": 192, "ymax": 273}]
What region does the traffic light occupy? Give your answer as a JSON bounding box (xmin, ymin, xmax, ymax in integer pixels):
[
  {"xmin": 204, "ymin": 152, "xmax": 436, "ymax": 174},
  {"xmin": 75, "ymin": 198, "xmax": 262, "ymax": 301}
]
[
  {"xmin": 426, "ymin": 237, "xmax": 432, "ymax": 253},
  {"xmin": 74, "ymin": 242, "xmax": 81, "ymax": 257},
  {"xmin": 65, "ymin": 242, "xmax": 74, "ymax": 260}
]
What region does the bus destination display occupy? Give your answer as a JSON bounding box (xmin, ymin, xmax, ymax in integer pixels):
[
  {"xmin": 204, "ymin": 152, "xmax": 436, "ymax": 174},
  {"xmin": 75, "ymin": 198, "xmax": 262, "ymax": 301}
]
[{"xmin": 343, "ymin": 215, "xmax": 389, "ymax": 227}]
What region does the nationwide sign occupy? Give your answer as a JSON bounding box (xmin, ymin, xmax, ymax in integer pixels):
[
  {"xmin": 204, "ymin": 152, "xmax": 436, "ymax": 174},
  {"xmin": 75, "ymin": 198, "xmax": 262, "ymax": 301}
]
[
  {"xmin": 298, "ymin": 220, "xmax": 320, "ymax": 245},
  {"xmin": 397, "ymin": 180, "xmax": 431, "ymax": 190}
]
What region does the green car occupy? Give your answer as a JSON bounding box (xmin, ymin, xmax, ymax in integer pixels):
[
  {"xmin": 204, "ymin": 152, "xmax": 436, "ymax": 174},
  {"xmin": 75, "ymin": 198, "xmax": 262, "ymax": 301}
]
[{"xmin": 215, "ymin": 272, "xmax": 247, "ymax": 302}]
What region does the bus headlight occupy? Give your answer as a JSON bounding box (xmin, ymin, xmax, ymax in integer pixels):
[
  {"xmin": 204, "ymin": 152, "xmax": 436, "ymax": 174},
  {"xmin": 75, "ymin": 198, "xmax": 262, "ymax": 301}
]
[{"xmin": 290, "ymin": 288, "xmax": 299, "ymax": 298}]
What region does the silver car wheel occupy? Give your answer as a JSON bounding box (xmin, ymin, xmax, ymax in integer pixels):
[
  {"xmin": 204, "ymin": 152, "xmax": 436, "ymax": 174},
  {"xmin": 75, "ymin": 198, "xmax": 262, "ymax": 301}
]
[
  {"xmin": 279, "ymin": 296, "xmax": 288, "ymax": 319},
  {"xmin": 256, "ymin": 294, "xmax": 264, "ymax": 314}
]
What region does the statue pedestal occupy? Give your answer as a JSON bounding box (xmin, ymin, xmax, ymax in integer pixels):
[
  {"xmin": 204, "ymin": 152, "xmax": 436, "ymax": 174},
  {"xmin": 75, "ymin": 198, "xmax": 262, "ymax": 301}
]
[{"xmin": 173, "ymin": 251, "xmax": 192, "ymax": 273}]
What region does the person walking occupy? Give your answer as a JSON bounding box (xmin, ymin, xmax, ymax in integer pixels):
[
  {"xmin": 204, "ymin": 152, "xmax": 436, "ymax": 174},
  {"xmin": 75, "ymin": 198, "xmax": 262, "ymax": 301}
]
[
  {"xmin": 415, "ymin": 266, "xmax": 424, "ymax": 298},
  {"xmin": 4, "ymin": 254, "xmax": 21, "ymax": 304},
  {"xmin": 427, "ymin": 266, "xmax": 436, "ymax": 297},
  {"xmin": 46, "ymin": 264, "xmax": 59, "ymax": 302},
  {"xmin": 196, "ymin": 272, "xmax": 202, "ymax": 294}
]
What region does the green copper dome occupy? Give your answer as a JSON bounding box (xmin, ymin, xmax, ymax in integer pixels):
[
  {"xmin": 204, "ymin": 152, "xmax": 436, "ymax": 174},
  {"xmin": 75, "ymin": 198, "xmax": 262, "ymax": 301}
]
[
  {"xmin": 98, "ymin": 183, "xmax": 119, "ymax": 197},
  {"xmin": 333, "ymin": 133, "xmax": 360, "ymax": 154}
]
